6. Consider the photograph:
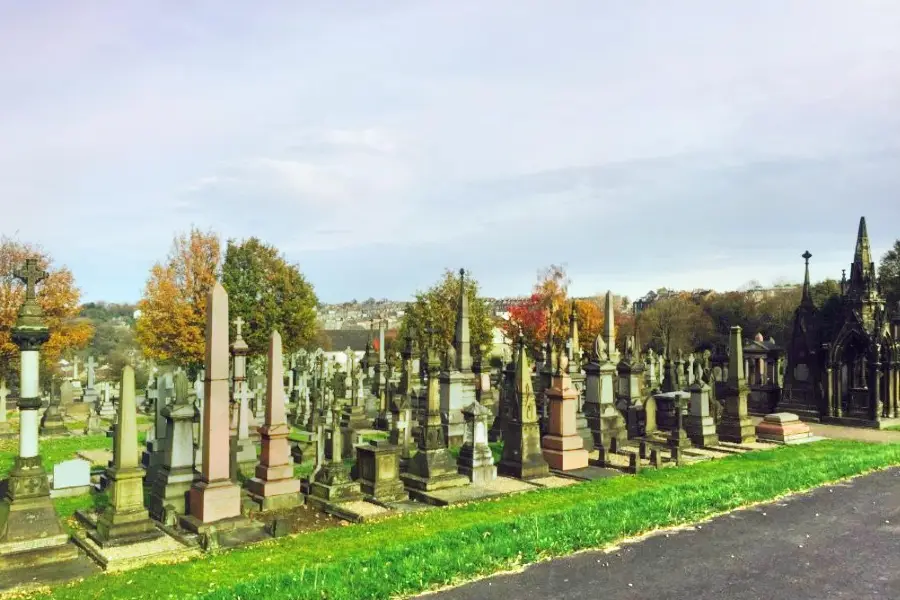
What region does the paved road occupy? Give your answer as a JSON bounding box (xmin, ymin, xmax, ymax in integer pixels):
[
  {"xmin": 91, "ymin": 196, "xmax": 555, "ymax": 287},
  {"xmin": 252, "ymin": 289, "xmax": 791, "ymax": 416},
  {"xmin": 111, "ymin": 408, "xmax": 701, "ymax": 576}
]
[{"xmin": 420, "ymin": 468, "xmax": 900, "ymax": 600}]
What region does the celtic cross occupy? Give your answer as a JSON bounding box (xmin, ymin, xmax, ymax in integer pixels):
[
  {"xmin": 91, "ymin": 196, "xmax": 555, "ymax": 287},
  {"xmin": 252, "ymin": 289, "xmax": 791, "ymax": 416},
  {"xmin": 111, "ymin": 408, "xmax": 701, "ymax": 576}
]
[{"xmin": 14, "ymin": 258, "xmax": 48, "ymax": 300}]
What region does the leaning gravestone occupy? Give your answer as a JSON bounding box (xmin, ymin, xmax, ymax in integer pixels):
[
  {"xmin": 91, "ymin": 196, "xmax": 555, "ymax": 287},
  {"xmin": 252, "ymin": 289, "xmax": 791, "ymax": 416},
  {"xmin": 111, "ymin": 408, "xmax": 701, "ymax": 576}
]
[{"xmin": 51, "ymin": 458, "xmax": 92, "ymax": 497}]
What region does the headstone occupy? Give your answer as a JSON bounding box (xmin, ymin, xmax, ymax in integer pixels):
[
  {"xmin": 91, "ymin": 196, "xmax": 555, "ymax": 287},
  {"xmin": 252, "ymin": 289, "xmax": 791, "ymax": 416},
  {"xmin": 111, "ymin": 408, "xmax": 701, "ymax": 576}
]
[
  {"xmin": 90, "ymin": 366, "xmax": 163, "ymax": 546},
  {"xmin": 457, "ymin": 400, "xmax": 497, "ymax": 484},
  {"xmin": 51, "ymin": 459, "xmax": 91, "ymax": 497},
  {"xmin": 497, "ymin": 337, "xmax": 550, "ymax": 480},
  {"xmin": 400, "ymin": 331, "xmax": 470, "ymax": 493},
  {"xmin": 718, "ymin": 326, "xmax": 756, "ymax": 444},
  {"xmin": 148, "ymin": 371, "xmax": 197, "ymax": 522},
  {"xmin": 181, "ymin": 283, "xmax": 242, "ymax": 529},
  {"xmin": 245, "ymin": 331, "xmax": 302, "ymax": 511},
  {"xmin": 0, "ymin": 258, "xmax": 77, "ymax": 565},
  {"xmin": 685, "ymin": 381, "xmax": 719, "ymax": 447},
  {"xmin": 650, "ymin": 449, "xmax": 662, "ymax": 468},
  {"xmin": 541, "ymin": 357, "xmax": 588, "ymax": 471},
  {"xmin": 355, "ymin": 439, "xmax": 406, "ymax": 502}
]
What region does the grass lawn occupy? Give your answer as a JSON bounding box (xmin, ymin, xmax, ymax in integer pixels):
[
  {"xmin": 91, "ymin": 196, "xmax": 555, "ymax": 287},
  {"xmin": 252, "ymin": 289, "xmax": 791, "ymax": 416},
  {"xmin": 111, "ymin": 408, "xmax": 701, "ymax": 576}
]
[
  {"xmin": 35, "ymin": 439, "xmax": 900, "ymax": 600},
  {"xmin": 883, "ymin": 424, "xmax": 900, "ymax": 432}
]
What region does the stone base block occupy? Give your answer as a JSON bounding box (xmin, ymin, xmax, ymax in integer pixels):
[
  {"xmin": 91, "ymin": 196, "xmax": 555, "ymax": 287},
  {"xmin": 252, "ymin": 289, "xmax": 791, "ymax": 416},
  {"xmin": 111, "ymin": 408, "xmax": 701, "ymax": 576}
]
[
  {"xmin": 718, "ymin": 418, "xmax": 756, "ymax": 444},
  {"xmin": 542, "ymin": 446, "xmax": 589, "ymax": 471},
  {"xmin": 0, "ymin": 535, "xmax": 79, "ymax": 571},
  {"xmin": 186, "ymin": 479, "xmax": 242, "ymax": 524},
  {"xmin": 308, "ymin": 479, "xmax": 363, "ymax": 504},
  {"xmin": 245, "ymin": 477, "xmax": 303, "ymax": 512},
  {"xmin": 400, "ymin": 470, "xmax": 469, "ymax": 493},
  {"xmin": 73, "ymin": 528, "xmax": 197, "ymax": 572},
  {"xmin": 458, "ymin": 463, "xmax": 497, "ymax": 485},
  {"xmin": 496, "ymin": 457, "xmax": 550, "ymax": 481},
  {"xmin": 148, "ymin": 467, "xmax": 195, "ymax": 523},
  {"xmin": 359, "ymin": 478, "xmax": 407, "ymax": 503},
  {"xmin": 756, "ymin": 417, "xmax": 812, "ymax": 444}
]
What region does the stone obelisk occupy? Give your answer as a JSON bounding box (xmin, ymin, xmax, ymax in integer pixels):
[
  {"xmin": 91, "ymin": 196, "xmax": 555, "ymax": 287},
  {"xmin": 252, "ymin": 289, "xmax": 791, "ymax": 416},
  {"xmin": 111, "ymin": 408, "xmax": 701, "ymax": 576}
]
[
  {"xmin": 92, "ymin": 366, "xmax": 162, "ymax": 545},
  {"xmin": 0, "ymin": 258, "xmax": 77, "ymax": 567},
  {"xmin": 182, "ymin": 283, "xmax": 242, "ymax": 528},
  {"xmin": 245, "ymin": 331, "xmax": 301, "ymax": 510}
]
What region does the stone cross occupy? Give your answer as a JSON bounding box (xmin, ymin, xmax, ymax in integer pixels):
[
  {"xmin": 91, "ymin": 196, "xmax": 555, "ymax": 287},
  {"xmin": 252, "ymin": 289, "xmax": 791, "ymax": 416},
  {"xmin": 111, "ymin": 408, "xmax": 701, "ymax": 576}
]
[
  {"xmin": 14, "ymin": 258, "xmax": 48, "ymax": 300},
  {"xmin": 233, "ymin": 316, "xmax": 245, "ymax": 337}
]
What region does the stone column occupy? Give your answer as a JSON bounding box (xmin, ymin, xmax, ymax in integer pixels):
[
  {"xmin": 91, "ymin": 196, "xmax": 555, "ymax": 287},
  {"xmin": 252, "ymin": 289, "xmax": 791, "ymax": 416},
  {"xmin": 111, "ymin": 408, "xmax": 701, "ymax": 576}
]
[
  {"xmin": 717, "ymin": 326, "xmax": 755, "ymax": 444},
  {"xmin": 92, "ymin": 366, "xmax": 161, "ymax": 545},
  {"xmin": 0, "ymin": 378, "xmax": 9, "ymax": 433},
  {"xmin": 542, "ymin": 359, "xmax": 589, "ymax": 471},
  {"xmin": 183, "ymin": 283, "xmax": 241, "ymax": 527},
  {"xmin": 0, "ymin": 258, "xmax": 75, "ymax": 562},
  {"xmin": 149, "ymin": 371, "xmax": 197, "ymax": 523},
  {"xmin": 245, "ymin": 331, "xmax": 301, "ymax": 510}
]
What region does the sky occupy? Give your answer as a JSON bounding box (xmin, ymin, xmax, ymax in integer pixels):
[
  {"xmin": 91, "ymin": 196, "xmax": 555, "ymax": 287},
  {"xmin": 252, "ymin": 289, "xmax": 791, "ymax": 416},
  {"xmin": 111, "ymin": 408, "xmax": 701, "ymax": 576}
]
[{"xmin": 2, "ymin": 1, "xmax": 899, "ymax": 304}]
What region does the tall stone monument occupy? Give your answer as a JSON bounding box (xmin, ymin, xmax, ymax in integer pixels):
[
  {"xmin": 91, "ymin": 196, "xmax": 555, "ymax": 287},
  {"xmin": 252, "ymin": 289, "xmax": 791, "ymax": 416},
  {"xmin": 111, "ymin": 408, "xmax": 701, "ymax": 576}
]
[
  {"xmin": 245, "ymin": 331, "xmax": 302, "ymax": 510},
  {"xmin": 439, "ymin": 268, "xmax": 478, "ymax": 446},
  {"xmin": 83, "ymin": 355, "xmax": 99, "ymax": 405},
  {"xmin": 583, "ymin": 334, "xmax": 627, "ymax": 450},
  {"xmin": 91, "ymin": 366, "xmax": 162, "ymax": 545},
  {"xmin": 497, "ymin": 337, "xmax": 550, "ymax": 480},
  {"xmin": 542, "ymin": 355, "xmax": 589, "ymax": 471},
  {"xmin": 401, "ymin": 327, "xmax": 469, "ymax": 494},
  {"xmin": 149, "ymin": 371, "xmax": 197, "ymax": 523},
  {"xmin": 0, "ymin": 258, "xmax": 77, "ymax": 567},
  {"xmin": 718, "ymin": 326, "xmax": 756, "ymax": 443},
  {"xmin": 181, "ymin": 283, "xmax": 242, "ymax": 531},
  {"xmin": 230, "ymin": 317, "xmax": 257, "ymax": 477}
]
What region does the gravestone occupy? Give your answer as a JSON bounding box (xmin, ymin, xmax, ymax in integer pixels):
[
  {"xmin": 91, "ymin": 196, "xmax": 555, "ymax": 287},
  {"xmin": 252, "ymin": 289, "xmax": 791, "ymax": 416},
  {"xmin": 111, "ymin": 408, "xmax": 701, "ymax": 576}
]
[
  {"xmin": 51, "ymin": 459, "xmax": 92, "ymax": 498},
  {"xmin": 0, "ymin": 378, "xmax": 9, "ymax": 433},
  {"xmin": 457, "ymin": 400, "xmax": 497, "ymax": 484},
  {"xmin": 542, "ymin": 359, "xmax": 589, "ymax": 471}
]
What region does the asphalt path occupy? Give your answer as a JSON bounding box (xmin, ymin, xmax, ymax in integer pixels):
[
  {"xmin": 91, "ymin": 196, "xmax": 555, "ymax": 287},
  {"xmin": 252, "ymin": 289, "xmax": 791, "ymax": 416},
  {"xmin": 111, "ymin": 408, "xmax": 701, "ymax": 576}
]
[{"xmin": 419, "ymin": 468, "xmax": 900, "ymax": 600}]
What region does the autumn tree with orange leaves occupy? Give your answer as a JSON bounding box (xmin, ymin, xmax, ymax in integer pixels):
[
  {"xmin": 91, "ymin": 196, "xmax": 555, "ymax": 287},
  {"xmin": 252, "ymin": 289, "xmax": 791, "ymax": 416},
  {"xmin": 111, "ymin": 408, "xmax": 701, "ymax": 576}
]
[
  {"xmin": 0, "ymin": 237, "xmax": 93, "ymax": 383},
  {"xmin": 504, "ymin": 265, "xmax": 618, "ymax": 356},
  {"xmin": 135, "ymin": 227, "xmax": 221, "ymax": 369}
]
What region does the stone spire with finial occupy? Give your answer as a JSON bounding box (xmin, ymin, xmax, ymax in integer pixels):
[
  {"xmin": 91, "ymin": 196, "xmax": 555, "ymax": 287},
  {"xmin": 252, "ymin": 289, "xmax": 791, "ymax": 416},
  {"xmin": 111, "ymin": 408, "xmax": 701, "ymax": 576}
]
[
  {"xmin": 453, "ymin": 268, "xmax": 473, "ymax": 373},
  {"xmin": 603, "ymin": 290, "xmax": 618, "ymax": 363},
  {"xmin": 800, "ymin": 250, "xmax": 814, "ymax": 307}
]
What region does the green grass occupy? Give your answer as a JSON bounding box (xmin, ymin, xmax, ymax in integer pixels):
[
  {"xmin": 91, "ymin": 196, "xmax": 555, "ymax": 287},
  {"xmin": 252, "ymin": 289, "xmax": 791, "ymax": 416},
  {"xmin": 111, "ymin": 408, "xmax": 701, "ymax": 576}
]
[
  {"xmin": 883, "ymin": 424, "xmax": 900, "ymax": 432},
  {"xmin": 0, "ymin": 434, "xmax": 113, "ymax": 478},
  {"xmin": 40, "ymin": 440, "xmax": 900, "ymax": 600}
]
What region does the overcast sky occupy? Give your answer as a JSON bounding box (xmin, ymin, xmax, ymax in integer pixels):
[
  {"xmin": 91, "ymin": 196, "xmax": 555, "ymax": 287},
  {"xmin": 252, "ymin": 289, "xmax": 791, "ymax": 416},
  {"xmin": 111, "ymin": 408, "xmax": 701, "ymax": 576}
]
[{"xmin": 2, "ymin": 1, "xmax": 899, "ymax": 303}]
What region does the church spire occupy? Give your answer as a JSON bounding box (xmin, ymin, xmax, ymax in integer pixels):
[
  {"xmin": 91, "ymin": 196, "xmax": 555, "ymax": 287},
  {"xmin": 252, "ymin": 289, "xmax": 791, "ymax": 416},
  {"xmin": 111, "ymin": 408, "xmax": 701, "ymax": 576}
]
[{"xmin": 854, "ymin": 216, "xmax": 873, "ymax": 271}]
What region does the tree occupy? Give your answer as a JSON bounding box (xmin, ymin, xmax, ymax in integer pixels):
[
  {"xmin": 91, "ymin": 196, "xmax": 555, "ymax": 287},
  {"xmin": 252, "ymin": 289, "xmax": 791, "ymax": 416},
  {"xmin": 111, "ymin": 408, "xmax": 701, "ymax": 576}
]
[
  {"xmin": 0, "ymin": 237, "xmax": 93, "ymax": 382},
  {"xmin": 399, "ymin": 269, "xmax": 494, "ymax": 356},
  {"xmin": 503, "ymin": 265, "xmax": 571, "ymax": 353},
  {"xmin": 135, "ymin": 227, "xmax": 221, "ymax": 368},
  {"xmin": 879, "ymin": 240, "xmax": 900, "ymax": 309},
  {"xmin": 221, "ymin": 237, "xmax": 319, "ymax": 356},
  {"xmin": 640, "ymin": 293, "xmax": 714, "ymax": 356}
]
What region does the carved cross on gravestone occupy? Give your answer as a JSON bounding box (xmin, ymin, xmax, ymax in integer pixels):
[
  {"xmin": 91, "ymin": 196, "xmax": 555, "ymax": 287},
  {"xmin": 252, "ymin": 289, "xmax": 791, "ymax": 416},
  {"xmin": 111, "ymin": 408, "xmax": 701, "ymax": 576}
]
[
  {"xmin": 233, "ymin": 316, "xmax": 245, "ymax": 337},
  {"xmin": 14, "ymin": 258, "xmax": 48, "ymax": 300}
]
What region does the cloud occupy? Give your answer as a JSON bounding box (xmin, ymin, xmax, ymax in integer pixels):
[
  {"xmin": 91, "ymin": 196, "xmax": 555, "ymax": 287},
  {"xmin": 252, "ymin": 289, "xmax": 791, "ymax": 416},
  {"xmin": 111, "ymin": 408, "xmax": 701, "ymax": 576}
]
[{"xmin": 1, "ymin": 1, "xmax": 899, "ymax": 302}]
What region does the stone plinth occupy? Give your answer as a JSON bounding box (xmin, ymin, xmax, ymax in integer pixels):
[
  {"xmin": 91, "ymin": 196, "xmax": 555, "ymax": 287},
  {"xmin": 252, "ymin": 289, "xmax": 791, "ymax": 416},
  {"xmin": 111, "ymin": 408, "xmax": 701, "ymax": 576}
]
[
  {"xmin": 542, "ymin": 373, "xmax": 589, "ymax": 471},
  {"xmin": 355, "ymin": 439, "xmax": 406, "ymax": 502},
  {"xmin": 756, "ymin": 412, "xmax": 813, "ymax": 444},
  {"xmin": 244, "ymin": 331, "xmax": 302, "ymax": 511},
  {"xmin": 718, "ymin": 326, "xmax": 756, "ymax": 444},
  {"xmin": 583, "ymin": 361, "xmax": 627, "ymax": 450},
  {"xmin": 457, "ymin": 401, "xmax": 497, "ymax": 484},
  {"xmin": 148, "ymin": 376, "xmax": 196, "ymax": 524},
  {"xmin": 685, "ymin": 384, "xmax": 719, "ymax": 448},
  {"xmin": 40, "ymin": 396, "xmax": 68, "ymax": 436},
  {"xmin": 439, "ymin": 370, "xmax": 475, "ymax": 446},
  {"xmin": 91, "ymin": 366, "xmax": 162, "ymax": 547}
]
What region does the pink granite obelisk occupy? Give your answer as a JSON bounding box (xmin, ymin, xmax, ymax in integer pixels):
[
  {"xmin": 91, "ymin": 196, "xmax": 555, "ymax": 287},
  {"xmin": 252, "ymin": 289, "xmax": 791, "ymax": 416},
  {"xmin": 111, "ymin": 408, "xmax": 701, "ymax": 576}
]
[
  {"xmin": 186, "ymin": 282, "xmax": 242, "ymax": 524},
  {"xmin": 542, "ymin": 356, "xmax": 589, "ymax": 471},
  {"xmin": 245, "ymin": 331, "xmax": 301, "ymax": 510}
]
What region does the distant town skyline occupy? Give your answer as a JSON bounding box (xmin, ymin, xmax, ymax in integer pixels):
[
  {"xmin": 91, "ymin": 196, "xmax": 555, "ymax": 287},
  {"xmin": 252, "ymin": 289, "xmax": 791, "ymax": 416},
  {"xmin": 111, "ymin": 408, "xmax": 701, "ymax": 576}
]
[{"xmin": 2, "ymin": 2, "xmax": 898, "ymax": 305}]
